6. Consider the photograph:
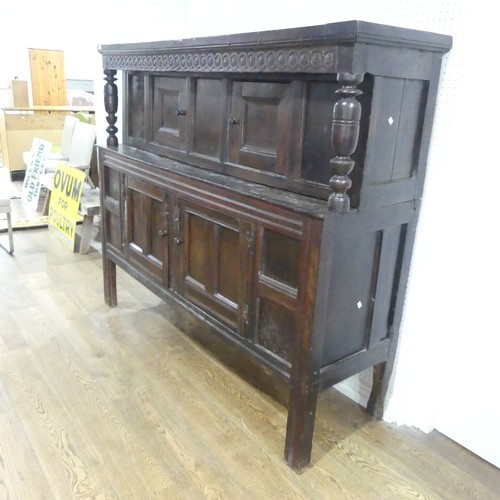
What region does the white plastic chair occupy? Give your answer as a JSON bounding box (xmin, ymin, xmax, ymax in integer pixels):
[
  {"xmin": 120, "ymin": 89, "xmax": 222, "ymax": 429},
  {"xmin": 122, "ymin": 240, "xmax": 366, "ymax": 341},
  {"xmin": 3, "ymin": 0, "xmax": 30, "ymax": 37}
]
[
  {"xmin": 67, "ymin": 121, "xmax": 96, "ymax": 171},
  {"xmin": 40, "ymin": 121, "xmax": 97, "ymax": 214},
  {"xmin": 50, "ymin": 114, "xmax": 79, "ymax": 161},
  {"xmin": 23, "ymin": 114, "xmax": 79, "ymax": 167},
  {"xmin": 44, "ymin": 121, "xmax": 96, "ymax": 174}
]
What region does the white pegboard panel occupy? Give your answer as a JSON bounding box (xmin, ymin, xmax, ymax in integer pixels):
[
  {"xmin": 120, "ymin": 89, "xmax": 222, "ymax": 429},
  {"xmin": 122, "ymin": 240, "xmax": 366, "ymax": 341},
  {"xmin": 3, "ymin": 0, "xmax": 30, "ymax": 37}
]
[
  {"xmin": 356, "ymin": 1, "xmax": 500, "ymax": 440},
  {"xmin": 327, "ymin": 0, "xmax": 471, "ymax": 426}
]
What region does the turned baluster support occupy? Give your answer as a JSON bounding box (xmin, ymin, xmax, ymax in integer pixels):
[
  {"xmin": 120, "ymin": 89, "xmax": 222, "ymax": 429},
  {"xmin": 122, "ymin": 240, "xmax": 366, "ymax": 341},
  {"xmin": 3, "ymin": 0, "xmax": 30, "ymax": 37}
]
[
  {"xmin": 327, "ymin": 73, "xmax": 364, "ymax": 212},
  {"xmin": 104, "ymin": 69, "xmax": 119, "ymax": 147}
]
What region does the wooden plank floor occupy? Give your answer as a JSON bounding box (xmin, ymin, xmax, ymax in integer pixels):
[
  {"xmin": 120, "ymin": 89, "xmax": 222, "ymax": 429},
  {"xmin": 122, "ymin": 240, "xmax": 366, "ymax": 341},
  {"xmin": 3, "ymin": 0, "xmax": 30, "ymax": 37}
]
[{"xmin": 0, "ymin": 228, "xmax": 498, "ymax": 499}]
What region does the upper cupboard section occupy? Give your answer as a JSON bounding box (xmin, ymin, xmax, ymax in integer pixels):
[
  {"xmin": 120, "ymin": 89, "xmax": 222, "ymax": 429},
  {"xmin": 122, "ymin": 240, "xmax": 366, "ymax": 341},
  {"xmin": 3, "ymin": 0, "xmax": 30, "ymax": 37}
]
[{"xmin": 124, "ymin": 72, "xmax": 428, "ymax": 206}]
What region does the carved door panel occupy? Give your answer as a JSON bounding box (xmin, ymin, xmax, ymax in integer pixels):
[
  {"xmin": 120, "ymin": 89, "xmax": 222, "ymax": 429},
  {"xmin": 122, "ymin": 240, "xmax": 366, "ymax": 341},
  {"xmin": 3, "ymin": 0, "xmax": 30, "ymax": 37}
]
[
  {"xmin": 175, "ymin": 198, "xmax": 250, "ymax": 333},
  {"xmin": 152, "ymin": 76, "xmax": 188, "ymax": 150},
  {"xmin": 126, "ymin": 177, "xmax": 169, "ymax": 286},
  {"xmin": 227, "ymin": 80, "xmax": 295, "ymax": 175}
]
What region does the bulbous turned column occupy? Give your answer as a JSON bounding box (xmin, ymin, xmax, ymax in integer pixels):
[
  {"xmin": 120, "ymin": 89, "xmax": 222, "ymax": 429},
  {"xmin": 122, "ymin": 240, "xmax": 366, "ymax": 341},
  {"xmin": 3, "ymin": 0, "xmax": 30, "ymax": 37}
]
[
  {"xmin": 327, "ymin": 73, "xmax": 364, "ymax": 212},
  {"xmin": 104, "ymin": 69, "xmax": 118, "ymax": 147}
]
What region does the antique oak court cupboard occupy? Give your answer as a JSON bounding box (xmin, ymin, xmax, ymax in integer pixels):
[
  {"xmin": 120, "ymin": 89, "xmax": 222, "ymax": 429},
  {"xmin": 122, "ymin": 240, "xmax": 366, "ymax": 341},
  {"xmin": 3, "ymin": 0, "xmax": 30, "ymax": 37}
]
[{"xmin": 97, "ymin": 21, "xmax": 452, "ymax": 471}]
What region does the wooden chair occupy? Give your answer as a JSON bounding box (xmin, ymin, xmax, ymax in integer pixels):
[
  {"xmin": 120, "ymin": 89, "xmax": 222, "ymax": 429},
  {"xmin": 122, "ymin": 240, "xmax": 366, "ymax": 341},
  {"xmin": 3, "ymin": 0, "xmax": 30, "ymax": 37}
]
[{"xmin": 0, "ymin": 195, "xmax": 14, "ymax": 254}]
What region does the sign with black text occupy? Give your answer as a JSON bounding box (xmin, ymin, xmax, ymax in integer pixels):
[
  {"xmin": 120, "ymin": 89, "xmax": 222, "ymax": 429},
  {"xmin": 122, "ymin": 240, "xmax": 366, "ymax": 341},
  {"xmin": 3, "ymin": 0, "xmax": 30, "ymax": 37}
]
[
  {"xmin": 21, "ymin": 138, "xmax": 52, "ymax": 211},
  {"xmin": 48, "ymin": 164, "xmax": 85, "ymax": 250}
]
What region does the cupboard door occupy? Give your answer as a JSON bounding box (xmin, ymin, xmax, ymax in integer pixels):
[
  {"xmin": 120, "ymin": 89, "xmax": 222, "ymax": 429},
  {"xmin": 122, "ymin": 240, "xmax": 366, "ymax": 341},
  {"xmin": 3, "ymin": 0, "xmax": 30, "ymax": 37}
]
[
  {"xmin": 126, "ymin": 177, "xmax": 169, "ymax": 286},
  {"xmin": 176, "ymin": 199, "xmax": 249, "ymax": 333},
  {"xmin": 152, "ymin": 77, "xmax": 188, "ymax": 150},
  {"xmin": 228, "ymin": 81, "xmax": 294, "ymax": 175}
]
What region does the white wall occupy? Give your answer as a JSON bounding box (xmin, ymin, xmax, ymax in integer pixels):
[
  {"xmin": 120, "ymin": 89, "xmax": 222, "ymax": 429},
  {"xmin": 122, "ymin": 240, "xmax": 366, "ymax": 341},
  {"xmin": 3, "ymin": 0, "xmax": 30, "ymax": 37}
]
[{"xmin": 0, "ymin": 0, "xmax": 190, "ymax": 107}]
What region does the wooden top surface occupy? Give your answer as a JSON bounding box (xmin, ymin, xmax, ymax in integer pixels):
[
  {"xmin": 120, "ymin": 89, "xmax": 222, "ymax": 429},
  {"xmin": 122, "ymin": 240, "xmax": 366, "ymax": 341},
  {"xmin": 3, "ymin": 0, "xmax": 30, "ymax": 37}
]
[{"xmin": 98, "ymin": 20, "xmax": 452, "ymax": 54}]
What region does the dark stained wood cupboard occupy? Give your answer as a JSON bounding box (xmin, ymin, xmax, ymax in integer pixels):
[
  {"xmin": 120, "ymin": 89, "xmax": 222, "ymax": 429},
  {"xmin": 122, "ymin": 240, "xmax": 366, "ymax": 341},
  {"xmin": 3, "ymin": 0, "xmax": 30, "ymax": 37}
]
[{"xmin": 97, "ymin": 20, "xmax": 452, "ymax": 471}]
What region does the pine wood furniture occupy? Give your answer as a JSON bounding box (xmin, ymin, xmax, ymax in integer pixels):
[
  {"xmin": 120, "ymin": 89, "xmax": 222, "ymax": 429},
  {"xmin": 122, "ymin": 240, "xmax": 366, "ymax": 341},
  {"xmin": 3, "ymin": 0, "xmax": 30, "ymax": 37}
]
[
  {"xmin": 97, "ymin": 20, "xmax": 452, "ymax": 471},
  {"xmin": 29, "ymin": 49, "xmax": 67, "ymax": 106}
]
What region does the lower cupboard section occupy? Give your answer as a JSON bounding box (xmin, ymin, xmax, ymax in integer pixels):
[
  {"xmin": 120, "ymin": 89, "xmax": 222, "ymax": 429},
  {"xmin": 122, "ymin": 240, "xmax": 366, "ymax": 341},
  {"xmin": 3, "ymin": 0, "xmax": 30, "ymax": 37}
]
[{"xmin": 99, "ymin": 146, "xmax": 415, "ymax": 471}]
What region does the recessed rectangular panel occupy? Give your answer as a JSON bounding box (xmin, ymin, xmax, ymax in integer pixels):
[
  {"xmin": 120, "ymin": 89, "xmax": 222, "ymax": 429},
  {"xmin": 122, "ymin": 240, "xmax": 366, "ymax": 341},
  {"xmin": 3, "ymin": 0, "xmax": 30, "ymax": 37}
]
[
  {"xmin": 228, "ymin": 80, "xmax": 291, "ymax": 174},
  {"xmin": 153, "ymin": 77, "xmax": 187, "ymax": 149},
  {"xmin": 392, "ymin": 79, "xmax": 427, "ymax": 181},
  {"xmin": 243, "ymin": 100, "xmax": 278, "ymax": 153},
  {"xmin": 368, "ymin": 77, "xmax": 404, "ymax": 185},
  {"xmin": 322, "ymin": 230, "xmax": 382, "ymax": 365},
  {"xmin": 187, "ymin": 213, "xmax": 209, "ymax": 287},
  {"xmin": 301, "ymin": 81, "xmax": 338, "ymax": 185},
  {"xmin": 126, "ymin": 182, "xmax": 168, "ymax": 286},
  {"xmin": 262, "ymin": 229, "xmax": 300, "ymax": 290},
  {"xmin": 160, "ymin": 91, "xmax": 181, "ymax": 132},
  {"xmin": 257, "ymin": 298, "xmax": 295, "ymax": 362},
  {"xmin": 130, "ymin": 190, "xmax": 145, "ymax": 249},
  {"xmin": 193, "ymin": 78, "xmax": 224, "ymax": 159},
  {"xmin": 105, "ymin": 168, "xmax": 121, "ymax": 201},
  {"xmin": 179, "ymin": 202, "xmax": 245, "ymax": 333},
  {"xmin": 217, "ymin": 225, "xmax": 239, "ymax": 304},
  {"xmin": 150, "ymin": 198, "xmax": 165, "ymax": 261},
  {"xmin": 105, "ymin": 211, "xmax": 121, "ymax": 249},
  {"xmin": 127, "ymin": 73, "xmax": 145, "ymax": 141}
]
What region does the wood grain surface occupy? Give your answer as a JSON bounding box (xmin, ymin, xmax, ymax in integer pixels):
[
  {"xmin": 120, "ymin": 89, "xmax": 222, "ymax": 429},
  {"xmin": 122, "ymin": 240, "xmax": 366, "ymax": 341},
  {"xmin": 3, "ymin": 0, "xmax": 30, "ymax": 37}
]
[{"xmin": 0, "ymin": 229, "xmax": 498, "ymax": 499}]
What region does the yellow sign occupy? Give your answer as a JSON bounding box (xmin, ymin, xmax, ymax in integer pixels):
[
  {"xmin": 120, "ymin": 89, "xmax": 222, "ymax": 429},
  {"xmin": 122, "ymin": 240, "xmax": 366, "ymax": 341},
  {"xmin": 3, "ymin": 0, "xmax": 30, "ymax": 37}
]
[{"xmin": 48, "ymin": 164, "xmax": 85, "ymax": 249}]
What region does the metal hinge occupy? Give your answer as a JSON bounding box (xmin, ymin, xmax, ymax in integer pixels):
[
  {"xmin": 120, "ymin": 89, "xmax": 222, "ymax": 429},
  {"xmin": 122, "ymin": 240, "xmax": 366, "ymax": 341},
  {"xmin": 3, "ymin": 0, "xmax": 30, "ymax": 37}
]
[
  {"xmin": 245, "ymin": 229, "xmax": 254, "ymax": 251},
  {"xmin": 243, "ymin": 303, "xmax": 249, "ymax": 326},
  {"xmin": 172, "ymin": 206, "xmax": 183, "ymax": 244}
]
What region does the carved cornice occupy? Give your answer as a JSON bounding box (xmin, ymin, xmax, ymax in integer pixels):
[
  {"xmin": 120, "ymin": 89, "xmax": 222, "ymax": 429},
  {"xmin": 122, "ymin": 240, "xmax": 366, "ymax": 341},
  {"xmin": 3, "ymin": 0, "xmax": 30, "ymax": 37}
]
[{"xmin": 103, "ymin": 46, "xmax": 340, "ymax": 73}]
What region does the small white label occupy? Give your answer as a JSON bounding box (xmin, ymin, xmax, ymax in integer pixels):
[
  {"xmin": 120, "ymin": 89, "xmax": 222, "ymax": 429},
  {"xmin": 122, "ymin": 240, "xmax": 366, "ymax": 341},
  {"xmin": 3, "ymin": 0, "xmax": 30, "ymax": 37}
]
[
  {"xmin": 388, "ymin": 116, "xmax": 394, "ymax": 125},
  {"xmin": 357, "ymin": 301, "xmax": 363, "ymax": 309}
]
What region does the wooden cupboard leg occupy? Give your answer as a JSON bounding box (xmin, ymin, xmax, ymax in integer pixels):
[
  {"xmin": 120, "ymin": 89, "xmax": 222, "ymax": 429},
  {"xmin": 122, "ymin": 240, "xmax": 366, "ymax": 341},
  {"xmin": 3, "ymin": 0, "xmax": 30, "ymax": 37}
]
[
  {"xmin": 284, "ymin": 372, "xmax": 320, "ymax": 472},
  {"xmin": 103, "ymin": 257, "xmax": 117, "ymax": 307},
  {"xmin": 367, "ymin": 362, "xmax": 387, "ymax": 419}
]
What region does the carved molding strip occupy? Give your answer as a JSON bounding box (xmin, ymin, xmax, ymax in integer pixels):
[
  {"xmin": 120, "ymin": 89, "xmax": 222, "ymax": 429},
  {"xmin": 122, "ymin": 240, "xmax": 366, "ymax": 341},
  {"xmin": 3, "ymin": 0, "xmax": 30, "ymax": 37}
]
[{"xmin": 103, "ymin": 47, "xmax": 339, "ymax": 73}]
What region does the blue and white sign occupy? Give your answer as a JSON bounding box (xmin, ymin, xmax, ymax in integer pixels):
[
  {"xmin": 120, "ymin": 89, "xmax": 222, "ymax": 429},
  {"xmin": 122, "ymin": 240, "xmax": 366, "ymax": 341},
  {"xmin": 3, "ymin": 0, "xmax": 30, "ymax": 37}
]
[{"xmin": 21, "ymin": 138, "xmax": 52, "ymax": 211}]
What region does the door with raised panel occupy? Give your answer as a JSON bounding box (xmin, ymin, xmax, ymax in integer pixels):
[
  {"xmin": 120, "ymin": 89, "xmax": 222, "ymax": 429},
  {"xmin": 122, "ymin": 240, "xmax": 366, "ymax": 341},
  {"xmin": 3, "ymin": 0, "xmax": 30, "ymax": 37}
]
[
  {"xmin": 126, "ymin": 177, "xmax": 170, "ymax": 286},
  {"xmin": 175, "ymin": 198, "xmax": 251, "ymax": 334},
  {"xmin": 152, "ymin": 76, "xmax": 188, "ymax": 150},
  {"xmin": 227, "ymin": 80, "xmax": 295, "ymax": 175}
]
